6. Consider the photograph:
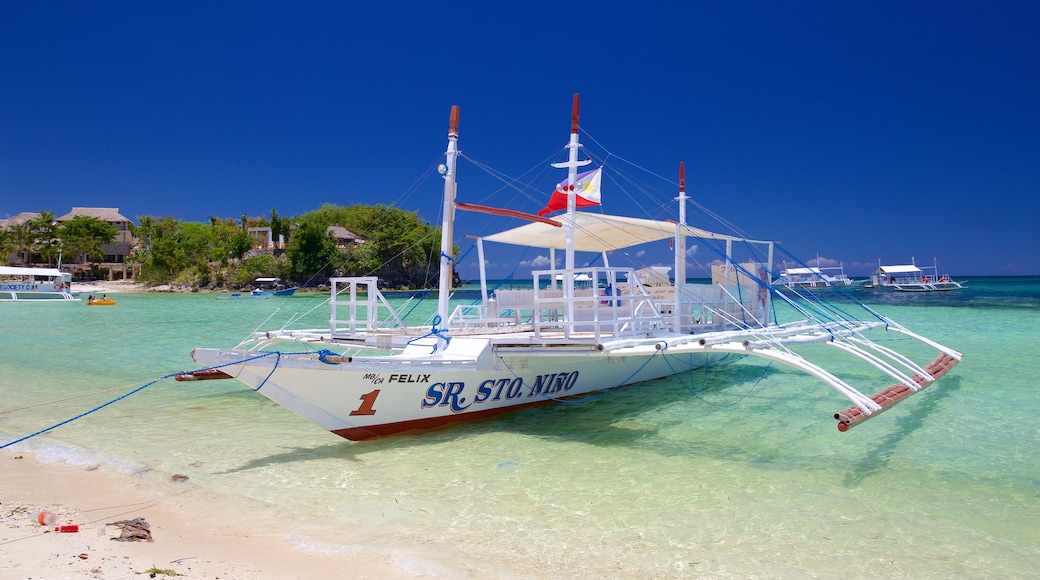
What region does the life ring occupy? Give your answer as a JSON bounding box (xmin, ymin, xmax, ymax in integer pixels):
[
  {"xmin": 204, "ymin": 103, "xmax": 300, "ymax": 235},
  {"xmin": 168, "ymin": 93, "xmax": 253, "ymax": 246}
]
[{"xmin": 53, "ymin": 282, "xmax": 62, "ymax": 292}]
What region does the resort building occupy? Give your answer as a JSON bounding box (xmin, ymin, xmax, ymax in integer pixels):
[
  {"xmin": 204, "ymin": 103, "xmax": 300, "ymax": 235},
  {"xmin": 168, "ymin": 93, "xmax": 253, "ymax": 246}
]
[
  {"xmin": 55, "ymin": 207, "xmax": 140, "ymax": 281},
  {"xmin": 248, "ymin": 226, "xmax": 276, "ymax": 250},
  {"xmin": 326, "ymin": 225, "xmax": 365, "ymax": 248}
]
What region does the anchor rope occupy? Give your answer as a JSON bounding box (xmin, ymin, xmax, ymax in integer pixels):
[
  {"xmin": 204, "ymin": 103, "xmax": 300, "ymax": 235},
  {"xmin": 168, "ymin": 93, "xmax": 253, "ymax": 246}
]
[
  {"xmin": 0, "ymin": 381, "xmax": 144, "ymax": 416},
  {"xmin": 0, "ymin": 351, "xmax": 281, "ymax": 450}
]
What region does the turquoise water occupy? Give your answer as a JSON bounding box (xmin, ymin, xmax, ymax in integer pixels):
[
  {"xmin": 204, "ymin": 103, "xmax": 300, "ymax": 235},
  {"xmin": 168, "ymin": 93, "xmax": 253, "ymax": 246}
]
[{"xmin": 2, "ymin": 278, "xmax": 1039, "ymax": 577}]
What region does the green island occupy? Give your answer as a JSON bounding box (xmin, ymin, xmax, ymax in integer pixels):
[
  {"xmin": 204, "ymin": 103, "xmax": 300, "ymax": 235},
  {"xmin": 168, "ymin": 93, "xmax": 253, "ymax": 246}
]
[{"xmin": 0, "ymin": 203, "xmax": 453, "ymax": 291}]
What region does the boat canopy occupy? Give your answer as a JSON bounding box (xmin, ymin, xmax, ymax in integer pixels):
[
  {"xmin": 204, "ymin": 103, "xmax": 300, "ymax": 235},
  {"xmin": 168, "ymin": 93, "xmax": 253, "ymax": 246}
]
[
  {"xmin": 0, "ymin": 266, "xmax": 67, "ymax": 277},
  {"xmin": 480, "ymin": 211, "xmax": 758, "ymax": 252},
  {"xmin": 877, "ymin": 265, "xmax": 922, "ymax": 274},
  {"xmin": 782, "ymin": 267, "xmax": 822, "ymax": 275}
]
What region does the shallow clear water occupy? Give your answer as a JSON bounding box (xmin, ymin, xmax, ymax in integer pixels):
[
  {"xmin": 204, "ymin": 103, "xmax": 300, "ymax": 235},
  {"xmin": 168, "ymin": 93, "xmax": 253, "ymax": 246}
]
[{"xmin": 2, "ymin": 278, "xmax": 1038, "ymax": 577}]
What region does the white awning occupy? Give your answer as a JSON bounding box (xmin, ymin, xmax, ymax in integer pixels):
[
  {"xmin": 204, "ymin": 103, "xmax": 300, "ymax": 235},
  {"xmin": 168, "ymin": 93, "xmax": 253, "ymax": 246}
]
[
  {"xmin": 0, "ymin": 266, "xmax": 66, "ymax": 277},
  {"xmin": 877, "ymin": 265, "xmax": 922, "ymax": 274},
  {"xmin": 479, "ymin": 211, "xmax": 755, "ymax": 252},
  {"xmin": 783, "ymin": 267, "xmax": 821, "ymax": 275}
]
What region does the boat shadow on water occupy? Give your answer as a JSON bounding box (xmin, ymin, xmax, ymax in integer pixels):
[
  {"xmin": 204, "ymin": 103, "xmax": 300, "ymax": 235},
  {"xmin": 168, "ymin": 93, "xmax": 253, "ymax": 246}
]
[
  {"xmin": 208, "ymin": 367, "xmax": 964, "ymax": 476},
  {"xmin": 213, "ymin": 442, "xmax": 364, "ymax": 474},
  {"xmin": 209, "ymin": 363, "xmax": 766, "ymax": 472}
]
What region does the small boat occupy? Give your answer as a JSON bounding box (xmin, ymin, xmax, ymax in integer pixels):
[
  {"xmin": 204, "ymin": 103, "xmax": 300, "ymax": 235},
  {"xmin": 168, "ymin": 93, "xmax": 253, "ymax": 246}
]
[
  {"xmin": 188, "ymin": 96, "xmax": 962, "ymax": 441},
  {"xmin": 0, "ymin": 266, "xmax": 79, "ymax": 302},
  {"xmin": 867, "ymin": 257, "xmax": 965, "ymax": 292},
  {"xmin": 255, "ymin": 277, "xmax": 297, "ymax": 296},
  {"xmin": 86, "ymin": 296, "xmax": 116, "ymax": 306},
  {"xmin": 773, "ymin": 260, "xmax": 859, "ymax": 290},
  {"xmin": 216, "ymin": 289, "xmax": 273, "ymax": 300}
]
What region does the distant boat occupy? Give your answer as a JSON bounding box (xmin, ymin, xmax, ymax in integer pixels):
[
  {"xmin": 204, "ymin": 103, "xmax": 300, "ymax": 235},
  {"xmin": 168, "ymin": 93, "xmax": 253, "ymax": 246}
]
[
  {"xmin": 773, "ymin": 261, "xmax": 859, "ymax": 290},
  {"xmin": 867, "ymin": 257, "xmax": 964, "ymax": 292},
  {"xmin": 216, "ymin": 289, "xmax": 273, "ymax": 300},
  {"xmin": 255, "ymin": 277, "xmax": 297, "ymax": 296},
  {"xmin": 0, "ymin": 266, "xmax": 79, "ymax": 302}
]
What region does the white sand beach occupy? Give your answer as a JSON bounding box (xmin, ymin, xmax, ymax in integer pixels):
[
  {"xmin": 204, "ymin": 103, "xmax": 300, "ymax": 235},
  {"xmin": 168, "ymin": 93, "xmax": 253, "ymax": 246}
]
[
  {"xmin": 1, "ymin": 451, "xmax": 420, "ymax": 579},
  {"xmin": 73, "ymin": 279, "xmax": 161, "ymax": 295}
]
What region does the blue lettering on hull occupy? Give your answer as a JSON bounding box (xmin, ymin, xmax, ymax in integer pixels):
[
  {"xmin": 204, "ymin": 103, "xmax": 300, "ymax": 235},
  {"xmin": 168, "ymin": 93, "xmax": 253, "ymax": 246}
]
[{"xmin": 420, "ymin": 372, "xmax": 579, "ymax": 413}]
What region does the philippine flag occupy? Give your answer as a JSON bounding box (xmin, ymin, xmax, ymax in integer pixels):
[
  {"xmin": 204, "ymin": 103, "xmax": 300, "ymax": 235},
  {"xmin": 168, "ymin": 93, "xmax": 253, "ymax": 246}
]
[{"xmin": 537, "ymin": 168, "xmax": 602, "ymax": 216}]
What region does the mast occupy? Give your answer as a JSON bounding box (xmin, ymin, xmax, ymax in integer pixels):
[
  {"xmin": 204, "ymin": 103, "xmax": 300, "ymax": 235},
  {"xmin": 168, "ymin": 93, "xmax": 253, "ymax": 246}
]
[
  {"xmin": 550, "ymin": 94, "xmax": 591, "ymax": 337},
  {"xmin": 674, "ymin": 162, "xmax": 687, "ymax": 332},
  {"xmin": 437, "ymin": 105, "xmax": 460, "ymax": 332}
]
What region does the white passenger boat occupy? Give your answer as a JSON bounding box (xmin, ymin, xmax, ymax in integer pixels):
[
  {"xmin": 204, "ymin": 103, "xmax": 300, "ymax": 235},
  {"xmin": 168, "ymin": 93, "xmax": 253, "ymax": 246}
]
[
  {"xmin": 773, "ymin": 261, "xmax": 858, "ymax": 289},
  {"xmin": 0, "ymin": 266, "xmax": 79, "ymax": 302},
  {"xmin": 868, "ymin": 258, "xmax": 965, "ymax": 292},
  {"xmin": 188, "ymin": 96, "xmax": 962, "ymax": 440}
]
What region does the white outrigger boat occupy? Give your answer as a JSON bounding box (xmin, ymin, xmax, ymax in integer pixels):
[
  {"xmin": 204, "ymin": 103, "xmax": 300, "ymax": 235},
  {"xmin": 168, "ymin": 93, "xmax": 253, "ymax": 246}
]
[
  {"xmin": 189, "ymin": 96, "xmax": 961, "ymax": 440},
  {"xmin": 773, "ymin": 261, "xmax": 859, "ymax": 290},
  {"xmin": 868, "ymin": 257, "xmax": 965, "ymax": 292},
  {"xmin": 0, "ymin": 266, "xmax": 79, "ymax": 302}
]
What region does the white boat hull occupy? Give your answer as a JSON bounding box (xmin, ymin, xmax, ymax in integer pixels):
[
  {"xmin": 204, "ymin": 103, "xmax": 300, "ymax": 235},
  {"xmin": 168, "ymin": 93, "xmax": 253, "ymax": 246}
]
[{"xmin": 192, "ymin": 341, "xmax": 733, "ymax": 440}]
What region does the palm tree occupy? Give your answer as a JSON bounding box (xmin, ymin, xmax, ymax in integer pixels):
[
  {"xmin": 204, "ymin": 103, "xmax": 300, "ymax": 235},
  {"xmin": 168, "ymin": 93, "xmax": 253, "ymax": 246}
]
[
  {"xmin": 29, "ymin": 212, "xmax": 60, "ymax": 265},
  {"xmin": 0, "ymin": 227, "xmax": 13, "ymax": 265},
  {"xmin": 7, "ymin": 223, "xmax": 36, "ymax": 266}
]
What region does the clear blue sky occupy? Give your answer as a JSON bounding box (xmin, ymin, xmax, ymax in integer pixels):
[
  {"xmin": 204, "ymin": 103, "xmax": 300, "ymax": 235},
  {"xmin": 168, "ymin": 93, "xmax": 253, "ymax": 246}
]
[{"xmin": 2, "ymin": 1, "xmax": 1038, "ymax": 277}]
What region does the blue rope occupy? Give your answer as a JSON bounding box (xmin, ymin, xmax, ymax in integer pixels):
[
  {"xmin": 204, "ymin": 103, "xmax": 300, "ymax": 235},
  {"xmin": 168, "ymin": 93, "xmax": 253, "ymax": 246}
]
[
  {"xmin": 0, "ymin": 351, "xmax": 284, "ymax": 450},
  {"xmin": 316, "ymin": 349, "xmax": 340, "ymax": 364},
  {"xmin": 774, "ymin": 245, "xmax": 889, "ymax": 326},
  {"xmin": 406, "ymin": 314, "xmax": 451, "ymax": 353},
  {"xmin": 253, "ymin": 352, "xmax": 281, "ymax": 391},
  {"xmin": 398, "ymin": 242, "xmax": 479, "ymax": 322},
  {"xmin": 454, "ymin": 242, "xmax": 476, "ymax": 265},
  {"xmin": 663, "ymin": 351, "xmax": 769, "ymax": 407}
]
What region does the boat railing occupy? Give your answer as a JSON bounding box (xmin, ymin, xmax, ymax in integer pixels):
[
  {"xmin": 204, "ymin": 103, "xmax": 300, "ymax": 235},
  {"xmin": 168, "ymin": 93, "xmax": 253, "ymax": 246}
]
[
  {"xmin": 528, "ymin": 267, "xmax": 667, "ymax": 341},
  {"xmin": 488, "ymin": 268, "xmax": 771, "ymax": 340},
  {"xmin": 446, "ymin": 302, "xmax": 517, "ymax": 330},
  {"xmin": 329, "ymin": 277, "xmax": 404, "ymax": 338}
]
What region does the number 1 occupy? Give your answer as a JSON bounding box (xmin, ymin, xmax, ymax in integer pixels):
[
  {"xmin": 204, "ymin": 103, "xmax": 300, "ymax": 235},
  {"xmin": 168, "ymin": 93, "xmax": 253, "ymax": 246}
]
[{"xmin": 350, "ymin": 389, "xmax": 380, "ymax": 416}]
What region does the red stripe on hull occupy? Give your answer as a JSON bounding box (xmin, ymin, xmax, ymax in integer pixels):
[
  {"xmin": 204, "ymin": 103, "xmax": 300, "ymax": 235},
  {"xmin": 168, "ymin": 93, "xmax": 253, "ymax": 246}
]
[{"xmin": 331, "ymin": 399, "xmax": 556, "ymax": 441}]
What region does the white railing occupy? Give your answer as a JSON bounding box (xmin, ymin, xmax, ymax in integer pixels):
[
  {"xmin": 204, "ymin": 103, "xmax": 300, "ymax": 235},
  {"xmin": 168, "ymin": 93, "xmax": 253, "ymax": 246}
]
[{"xmin": 329, "ymin": 277, "xmax": 403, "ymax": 338}]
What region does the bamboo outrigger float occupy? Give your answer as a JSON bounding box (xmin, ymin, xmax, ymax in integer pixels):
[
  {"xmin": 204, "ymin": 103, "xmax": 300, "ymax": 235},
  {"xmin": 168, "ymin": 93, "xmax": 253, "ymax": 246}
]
[{"xmin": 189, "ymin": 95, "xmax": 961, "ymax": 440}]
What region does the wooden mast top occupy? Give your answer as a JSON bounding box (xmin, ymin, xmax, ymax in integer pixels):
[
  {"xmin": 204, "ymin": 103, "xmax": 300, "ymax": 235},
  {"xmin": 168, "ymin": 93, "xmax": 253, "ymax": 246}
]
[{"xmin": 570, "ymin": 94, "xmax": 580, "ymax": 134}]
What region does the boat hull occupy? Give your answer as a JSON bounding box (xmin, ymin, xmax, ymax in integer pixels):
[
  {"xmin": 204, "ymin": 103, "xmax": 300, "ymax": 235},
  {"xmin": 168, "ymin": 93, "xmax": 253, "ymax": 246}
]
[
  {"xmin": 0, "ymin": 291, "xmax": 79, "ymax": 302},
  {"xmin": 191, "ymin": 344, "xmax": 732, "ymax": 440}
]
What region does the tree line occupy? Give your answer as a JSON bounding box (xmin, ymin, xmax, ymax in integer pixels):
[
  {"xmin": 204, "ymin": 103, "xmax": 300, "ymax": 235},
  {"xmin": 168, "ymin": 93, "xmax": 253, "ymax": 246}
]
[
  {"xmin": 1, "ymin": 204, "xmax": 450, "ymax": 290},
  {"xmin": 0, "ymin": 211, "xmax": 119, "ymax": 270}
]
